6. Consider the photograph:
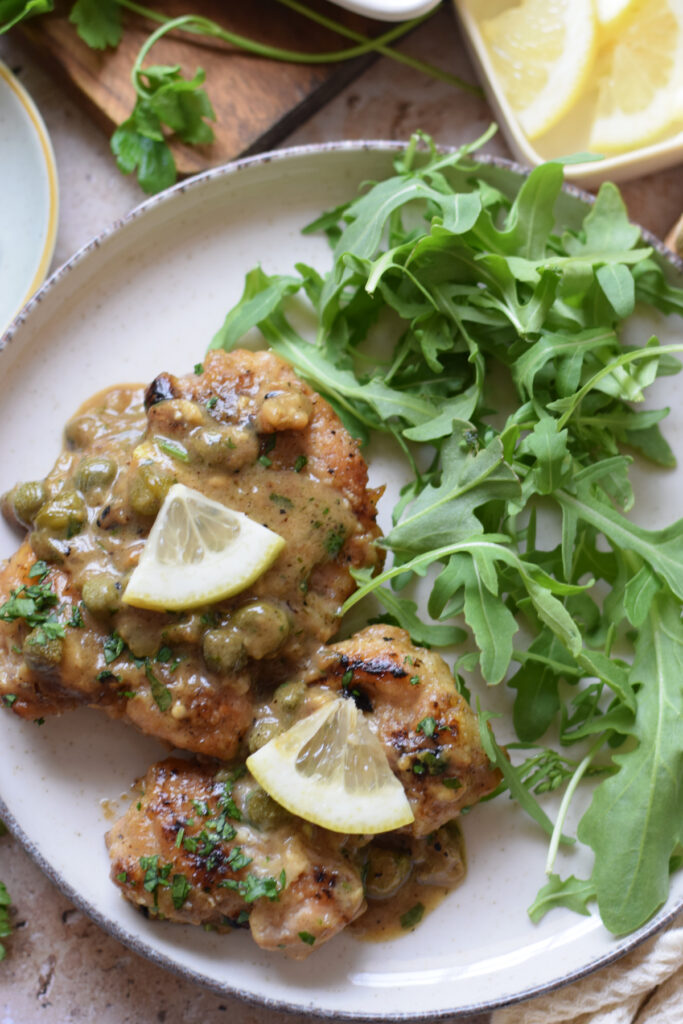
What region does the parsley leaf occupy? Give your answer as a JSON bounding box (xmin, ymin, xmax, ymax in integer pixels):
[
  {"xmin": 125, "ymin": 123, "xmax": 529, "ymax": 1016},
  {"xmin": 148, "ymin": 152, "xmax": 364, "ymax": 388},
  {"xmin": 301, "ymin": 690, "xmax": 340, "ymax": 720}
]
[{"xmin": 69, "ymin": 0, "xmax": 122, "ymax": 49}]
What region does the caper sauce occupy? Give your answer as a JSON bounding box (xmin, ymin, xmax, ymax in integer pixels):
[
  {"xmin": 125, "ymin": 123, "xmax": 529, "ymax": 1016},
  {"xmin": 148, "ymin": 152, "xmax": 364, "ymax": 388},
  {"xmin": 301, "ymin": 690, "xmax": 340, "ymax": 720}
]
[{"xmin": 0, "ymin": 364, "xmax": 376, "ymax": 762}]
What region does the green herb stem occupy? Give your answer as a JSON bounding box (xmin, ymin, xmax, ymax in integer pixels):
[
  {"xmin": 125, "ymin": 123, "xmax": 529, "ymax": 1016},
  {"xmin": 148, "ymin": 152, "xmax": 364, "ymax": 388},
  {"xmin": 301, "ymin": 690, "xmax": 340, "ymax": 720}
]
[
  {"xmin": 119, "ymin": 0, "xmax": 479, "ymax": 94},
  {"xmin": 545, "ymin": 735, "xmax": 606, "ymax": 876}
]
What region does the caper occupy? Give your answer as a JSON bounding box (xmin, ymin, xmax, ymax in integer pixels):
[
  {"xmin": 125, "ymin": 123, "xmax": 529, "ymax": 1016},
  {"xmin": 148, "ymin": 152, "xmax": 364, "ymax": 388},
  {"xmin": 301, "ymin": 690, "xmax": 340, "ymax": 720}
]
[
  {"xmin": 5, "ymin": 481, "xmax": 48, "ymax": 528},
  {"xmin": 162, "ymin": 614, "xmax": 202, "ymax": 645},
  {"xmin": 23, "ymin": 628, "xmax": 63, "ymax": 673},
  {"xmin": 202, "ymin": 627, "xmax": 246, "ymax": 674},
  {"xmin": 30, "ymin": 529, "xmax": 63, "ymax": 564},
  {"xmin": 75, "ymin": 456, "xmax": 117, "ymax": 492},
  {"xmin": 188, "ymin": 427, "xmax": 258, "ymax": 469},
  {"xmin": 64, "ymin": 412, "xmax": 100, "ymax": 450},
  {"xmin": 128, "ymin": 464, "xmax": 172, "ymax": 516},
  {"xmin": 82, "ymin": 574, "xmax": 122, "ymax": 617},
  {"xmin": 363, "ymin": 847, "xmax": 412, "ymax": 901},
  {"xmin": 273, "ymin": 680, "xmax": 306, "ymax": 714},
  {"xmin": 246, "ymin": 786, "xmax": 291, "ymax": 831},
  {"xmin": 35, "ymin": 491, "xmax": 86, "ymax": 538},
  {"xmin": 247, "ymin": 718, "xmax": 282, "ymax": 753},
  {"xmin": 231, "ymin": 601, "xmax": 290, "ymax": 660}
]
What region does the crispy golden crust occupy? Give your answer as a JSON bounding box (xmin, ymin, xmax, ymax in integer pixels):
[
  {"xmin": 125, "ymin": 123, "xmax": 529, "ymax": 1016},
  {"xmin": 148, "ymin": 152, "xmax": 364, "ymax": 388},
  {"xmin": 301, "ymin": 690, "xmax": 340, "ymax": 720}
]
[
  {"xmin": 107, "ymin": 758, "xmax": 365, "ymax": 957},
  {"xmin": 316, "ymin": 625, "xmax": 502, "ymax": 837}
]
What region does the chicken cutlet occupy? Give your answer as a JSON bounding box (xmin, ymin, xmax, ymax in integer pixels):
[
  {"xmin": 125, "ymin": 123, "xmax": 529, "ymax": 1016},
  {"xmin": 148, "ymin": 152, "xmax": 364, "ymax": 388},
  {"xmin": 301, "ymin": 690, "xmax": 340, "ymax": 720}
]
[
  {"xmin": 106, "ymin": 757, "xmax": 366, "ymax": 958},
  {"xmin": 106, "ymin": 756, "xmax": 470, "ymax": 956},
  {"xmin": 311, "ymin": 625, "xmax": 501, "ymax": 836},
  {"xmin": 0, "ymin": 350, "xmax": 382, "ymax": 758}
]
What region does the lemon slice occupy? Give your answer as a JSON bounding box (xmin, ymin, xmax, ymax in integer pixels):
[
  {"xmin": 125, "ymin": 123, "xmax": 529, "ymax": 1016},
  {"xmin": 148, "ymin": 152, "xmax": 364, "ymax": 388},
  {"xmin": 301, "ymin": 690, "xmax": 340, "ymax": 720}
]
[
  {"xmin": 480, "ymin": 0, "xmax": 596, "ymax": 140},
  {"xmin": 122, "ymin": 483, "xmax": 285, "ymax": 611},
  {"xmin": 590, "ymin": 0, "xmax": 683, "ymax": 152},
  {"xmin": 596, "ymin": 0, "xmax": 640, "ymax": 30},
  {"xmin": 247, "ymin": 697, "xmax": 415, "ymax": 835}
]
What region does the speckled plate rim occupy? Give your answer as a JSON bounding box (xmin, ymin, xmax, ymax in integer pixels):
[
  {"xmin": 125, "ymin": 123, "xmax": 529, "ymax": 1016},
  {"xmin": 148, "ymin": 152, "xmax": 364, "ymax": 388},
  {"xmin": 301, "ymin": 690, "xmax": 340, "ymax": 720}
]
[
  {"xmin": 0, "ymin": 141, "xmax": 682, "ymax": 1021},
  {"xmin": 0, "ymin": 59, "xmax": 59, "ymax": 330}
]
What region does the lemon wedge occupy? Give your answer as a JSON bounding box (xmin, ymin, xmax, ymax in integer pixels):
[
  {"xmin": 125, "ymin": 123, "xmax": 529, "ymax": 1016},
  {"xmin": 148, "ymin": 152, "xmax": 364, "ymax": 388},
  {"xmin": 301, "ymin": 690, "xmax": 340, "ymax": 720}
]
[
  {"xmin": 590, "ymin": 0, "xmax": 683, "ymax": 152},
  {"xmin": 480, "ymin": 0, "xmax": 596, "ymax": 140},
  {"xmin": 122, "ymin": 483, "xmax": 285, "ymax": 611},
  {"xmin": 246, "ymin": 697, "xmax": 415, "ymax": 835}
]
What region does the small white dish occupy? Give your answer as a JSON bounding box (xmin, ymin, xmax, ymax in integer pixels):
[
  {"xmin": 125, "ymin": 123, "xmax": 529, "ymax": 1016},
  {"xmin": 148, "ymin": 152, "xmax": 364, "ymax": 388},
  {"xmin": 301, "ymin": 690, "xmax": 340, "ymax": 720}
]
[
  {"xmin": 0, "ymin": 60, "xmax": 58, "ymax": 332},
  {"xmin": 453, "ymin": 0, "xmax": 683, "ymax": 188},
  {"xmin": 329, "ymin": 0, "xmax": 440, "ymax": 20}
]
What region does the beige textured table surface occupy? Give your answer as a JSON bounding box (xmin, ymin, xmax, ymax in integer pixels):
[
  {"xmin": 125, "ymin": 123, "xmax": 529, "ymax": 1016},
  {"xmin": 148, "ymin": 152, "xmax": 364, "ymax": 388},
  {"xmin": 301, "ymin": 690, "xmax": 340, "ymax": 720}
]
[{"xmin": 1, "ymin": 7, "xmax": 682, "ymax": 1023}]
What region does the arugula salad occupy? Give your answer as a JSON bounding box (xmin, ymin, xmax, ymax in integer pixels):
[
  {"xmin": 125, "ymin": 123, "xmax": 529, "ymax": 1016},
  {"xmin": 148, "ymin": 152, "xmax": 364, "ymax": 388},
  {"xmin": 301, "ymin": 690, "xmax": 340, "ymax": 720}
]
[{"xmin": 210, "ymin": 131, "xmax": 683, "ymax": 938}]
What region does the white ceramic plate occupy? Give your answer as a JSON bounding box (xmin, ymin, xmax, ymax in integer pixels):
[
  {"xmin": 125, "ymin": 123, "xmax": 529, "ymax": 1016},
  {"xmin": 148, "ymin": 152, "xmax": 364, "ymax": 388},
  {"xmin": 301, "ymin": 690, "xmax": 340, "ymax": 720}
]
[
  {"xmin": 0, "ymin": 60, "xmax": 58, "ymax": 331},
  {"xmin": 0, "ymin": 144, "xmax": 682, "ymax": 1019}
]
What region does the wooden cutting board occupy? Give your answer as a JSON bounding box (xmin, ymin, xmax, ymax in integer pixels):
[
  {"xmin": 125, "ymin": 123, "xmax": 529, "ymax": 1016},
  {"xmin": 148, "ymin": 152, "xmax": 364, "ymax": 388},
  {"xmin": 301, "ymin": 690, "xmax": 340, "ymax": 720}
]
[{"xmin": 21, "ymin": 0, "xmax": 383, "ymax": 175}]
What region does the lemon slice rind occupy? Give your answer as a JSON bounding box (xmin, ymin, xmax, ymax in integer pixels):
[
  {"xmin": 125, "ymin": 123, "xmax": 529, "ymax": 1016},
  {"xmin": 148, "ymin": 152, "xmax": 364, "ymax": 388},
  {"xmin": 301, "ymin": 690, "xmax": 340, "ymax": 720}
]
[
  {"xmin": 247, "ymin": 698, "xmax": 415, "ymax": 835},
  {"xmin": 122, "ymin": 483, "xmax": 285, "ymax": 611}
]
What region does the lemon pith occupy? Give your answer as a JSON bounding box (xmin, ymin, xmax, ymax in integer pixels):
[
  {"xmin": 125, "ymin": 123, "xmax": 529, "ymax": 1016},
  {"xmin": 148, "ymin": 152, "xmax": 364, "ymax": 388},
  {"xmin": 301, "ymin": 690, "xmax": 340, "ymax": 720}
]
[
  {"xmin": 122, "ymin": 483, "xmax": 285, "ymax": 611},
  {"xmin": 246, "ymin": 697, "xmax": 415, "ymax": 835}
]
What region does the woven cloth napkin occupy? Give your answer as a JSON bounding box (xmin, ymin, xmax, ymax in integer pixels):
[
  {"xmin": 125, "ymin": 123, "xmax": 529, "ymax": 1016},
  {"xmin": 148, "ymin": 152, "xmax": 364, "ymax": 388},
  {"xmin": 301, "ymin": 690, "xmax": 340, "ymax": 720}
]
[{"xmin": 491, "ymin": 917, "xmax": 683, "ymax": 1024}]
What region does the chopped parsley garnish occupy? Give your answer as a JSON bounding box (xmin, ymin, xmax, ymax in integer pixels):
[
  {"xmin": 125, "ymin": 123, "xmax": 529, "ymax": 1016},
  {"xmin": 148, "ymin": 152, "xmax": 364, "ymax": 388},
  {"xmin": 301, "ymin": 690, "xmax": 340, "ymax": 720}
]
[
  {"xmin": 97, "ymin": 670, "xmax": 121, "ymax": 682},
  {"xmin": 33, "ymin": 718, "xmax": 45, "ymax": 727},
  {"xmin": 341, "ymin": 669, "xmax": 353, "ymax": 687},
  {"xmin": 324, "ymin": 527, "xmax": 346, "ymax": 557},
  {"xmin": 68, "ymin": 603, "xmax": 84, "ymax": 628},
  {"xmin": 193, "ymin": 362, "xmax": 204, "ymax": 375},
  {"xmin": 139, "ymin": 855, "xmax": 173, "ymax": 898},
  {"xmin": 156, "ymin": 436, "xmax": 190, "ymax": 463},
  {"xmin": 219, "ymin": 870, "xmax": 285, "ymax": 903},
  {"xmin": 206, "ymin": 396, "xmax": 218, "ymax": 410},
  {"xmin": 103, "ymin": 632, "xmax": 125, "ymax": 664},
  {"xmin": 413, "ymin": 751, "xmax": 447, "ymax": 776},
  {"xmin": 192, "ymin": 799, "xmax": 209, "ymax": 817},
  {"xmin": 258, "ymin": 455, "xmax": 272, "ymax": 468},
  {"xmin": 175, "ymin": 827, "xmax": 185, "ymax": 849},
  {"xmin": 0, "ymin": 581, "xmax": 59, "ymax": 629},
  {"xmin": 294, "ymin": 455, "xmax": 308, "ymax": 473},
  {"xmin": 416, "ymin": 716, "xmax": 437, "ymax": 738},
  {"xmin": 409, "ymin": 675, "xmax": 420, "ymax": 686},
  {"xmin": 298, "ymin": 931, "xmax": 315, "ymax": 946},
  {"xmin": 155, "ymin": 645, "xmax": 173, "ymax": 664},
  {"xmin": 2, "ymin": 696, "xmax": 17, "ymax": 708},
  {"xmin": 442, "ymin": 777, "xmax": 462, "ymax": 790},
  {"xmin": 269, "ymin": 493, "xmax": 293, "ymax": 510},
  {"xmin": 227, "ymin": 847, "xmax": 252, "ymax": 872},
  {"xmin": 144, "ymin": 660, "xmax": 172, "ymax": 712},
  {"xmin": 116, "ymin": 871, "xmax": 128, "ymax": 883},
  {"xmin": 28, "ymin": 561, "xmax": 49, "ymax": 581},
  {"xmin": 400, "ymin": 903, "xmax": 425, "ymax": 930},
  {"xmin": 171, "ymin": 873, "xmax": 192, "ymax": 910}
]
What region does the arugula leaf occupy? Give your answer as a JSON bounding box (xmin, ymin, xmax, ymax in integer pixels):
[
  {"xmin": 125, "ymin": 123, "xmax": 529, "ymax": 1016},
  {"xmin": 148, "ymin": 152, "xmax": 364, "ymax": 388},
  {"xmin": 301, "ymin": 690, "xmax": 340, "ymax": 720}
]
[
  {"xmin": 69, "ymin": 0, "xmax": 121, "ymax": 49},
  {"xmin": 528, "ymin": 874, "xmax": 595, "ymax": 924},
  {"xmin": 578, "ymin": 594, "xmax": 683, "ymax": 934},
  {"xmin": 386, "ymin": 427, "xmax": 521, "ymax": 555},
  {"xmin": 211, "ymin": 132, "xmax": 683, "ymax": 937}
]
